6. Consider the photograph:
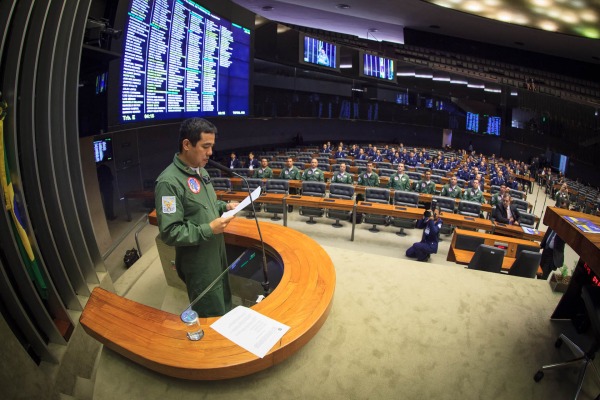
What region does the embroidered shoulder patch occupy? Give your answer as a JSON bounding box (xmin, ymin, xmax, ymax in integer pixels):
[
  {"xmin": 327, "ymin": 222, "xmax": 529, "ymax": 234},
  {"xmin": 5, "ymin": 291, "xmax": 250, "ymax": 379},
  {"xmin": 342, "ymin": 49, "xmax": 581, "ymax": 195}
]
[{"xmin": 162, "ymin": 196, "xmax": 176, "ymax": 214}]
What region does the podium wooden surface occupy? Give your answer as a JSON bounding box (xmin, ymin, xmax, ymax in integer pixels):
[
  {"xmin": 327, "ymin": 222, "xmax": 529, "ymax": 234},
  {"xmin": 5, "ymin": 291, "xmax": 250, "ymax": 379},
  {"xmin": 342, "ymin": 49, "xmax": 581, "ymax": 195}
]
[
  {"xmin": 544, "ymin": 207, "xmax": 600, "ymax": 319},
  {"xmin": 80, "ymin": 218, "xmax": 336, "ymax": 380}
]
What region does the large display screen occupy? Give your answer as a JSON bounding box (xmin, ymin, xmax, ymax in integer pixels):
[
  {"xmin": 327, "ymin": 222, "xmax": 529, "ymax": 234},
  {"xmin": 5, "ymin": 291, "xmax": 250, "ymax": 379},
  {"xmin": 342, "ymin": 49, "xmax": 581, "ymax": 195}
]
[
  {"xmin": 93, "ymin": 137, "xmax": 113, "ymax": 163},
  {"xmin": 485, "ymin": 116, "xmax": 501, "ymax": 136},
  {"xmin": 120, "ymin": 0, "xmax": 251, "ymax": 123},
  {"xmin": 300, "ymin": 35, "xmax": 339, "ymax": 71},
  {"xmin": 360, "ymin": 53, "xmax": 396, "ymax": 82},
  {"xmin": 466, "ymin": 112, "xmax": 479, "ymax": 132}
]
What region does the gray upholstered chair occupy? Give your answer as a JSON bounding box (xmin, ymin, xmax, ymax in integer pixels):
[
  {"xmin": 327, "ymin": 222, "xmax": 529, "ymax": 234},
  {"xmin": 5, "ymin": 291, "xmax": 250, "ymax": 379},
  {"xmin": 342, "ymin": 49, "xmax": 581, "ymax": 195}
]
[
  {"xmin": 510, "ymin": 189, "xmax": 526, "ymax": 200},
  {"xmin": 512, "ymin": 198, "xmax": 529, "ymax": 212},
  {"xmin": 433, "ymin": 195, "xmax": 456, "ymax": 235},
  {"xmin": 378, "ymin": 168, "xmax": 395, "ymax": 177},
  {"xmin": 391, "ymin": 191, "xmax": 419, "ymax": 236},
  {"xmin": 508, "ymin": 250, "xmax": 541, "ymax": 278},
  {"xmin": 327, "ymin": 183, "xmax": 355, "ymax": 228},
  {"xmin": 299, "ymin": 181, "xmax": 327, "ymax": 224},
  {"xmin": 232, "ymin": 168, "xmax": 251, "ymax": 177},
  {"xmin": 264, "ymin": 179, "xmax": 289, "ymax": 221},
  {"xmin": 363, "ymin": 188, "xmax": 390, "ymax": 233},
  {"xmin": 467, "ymin": 244, "xmax": 505, "ymax": 273},
  {"xmin": 212, "ymin": 178, "xmax": 231, "ymax": 191},
  {"xmin": 458, "ymin": 200, "xmax": 481, "ymax": 218},
  {"xmin": 206, "ymin": 168, "xmax": 221, "ymax": 178},
  {"xmin": 518, "ymin": 211, "xmax": 536, "ymax": 228}
]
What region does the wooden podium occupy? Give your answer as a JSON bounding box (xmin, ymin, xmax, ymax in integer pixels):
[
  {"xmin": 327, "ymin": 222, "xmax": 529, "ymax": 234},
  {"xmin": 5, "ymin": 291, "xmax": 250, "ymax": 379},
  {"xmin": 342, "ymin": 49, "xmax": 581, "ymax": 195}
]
[{"xmin": 80, "ymin": 218, "xmax": 336, "ymax": 380}]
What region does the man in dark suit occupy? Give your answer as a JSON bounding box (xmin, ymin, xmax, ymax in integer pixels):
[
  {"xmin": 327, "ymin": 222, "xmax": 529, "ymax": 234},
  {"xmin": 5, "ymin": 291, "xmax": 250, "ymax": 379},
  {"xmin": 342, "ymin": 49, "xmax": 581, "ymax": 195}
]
[
  {"xmin": 228, "ymin": 152, "xmax": 241, "ymax": 169},
  {"xmin": 492, "ymin": 194, "xmax": 521, "ymax": 225},
  {"xmin": 540, "ymin": 228, "xmax": 565, "ymax": 279}
]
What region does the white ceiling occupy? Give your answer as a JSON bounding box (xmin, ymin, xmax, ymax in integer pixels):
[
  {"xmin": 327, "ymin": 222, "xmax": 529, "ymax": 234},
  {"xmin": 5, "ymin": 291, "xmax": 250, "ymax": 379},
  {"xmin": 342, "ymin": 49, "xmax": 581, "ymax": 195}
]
[{"xmin": 232, "ymin": 0, "xmax": 600, "ymax": 65}]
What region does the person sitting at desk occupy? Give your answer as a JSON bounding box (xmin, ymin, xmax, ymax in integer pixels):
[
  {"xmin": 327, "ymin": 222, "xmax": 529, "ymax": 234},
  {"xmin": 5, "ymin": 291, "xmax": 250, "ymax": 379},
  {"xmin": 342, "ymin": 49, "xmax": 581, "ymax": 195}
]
[
  {"xmin": 302, "ymin": 158, "xmax": 325, "ymax": 182},
  {"xmin": 492, "ymin": 194, "xmax": 521, "ymax": 225},
  {"xmin": 334, "ymin": 146, "xmax": 346, "ymax": 159},
  {"xmin": 506, "ymin": 175, "xmax": 520, "ymax": 190},
  {"xmin": 357, "ymin": 161, "xmax": 380, "ymax": 187},
  {"xmin": 279, "ymin": 157, "xmax": 301, "ymax": 180},
  {"xmin": 490, "ymin": 184, "xmax": 508, "ymax": 207},
  {"xmin": 441, "ymin": 175, "xmax": 462, "ymax": 199},
  {"xmin": 356, "ymin": 148, "xmax": 368, "ymax": 161},
  {"xmin": 388, "ymin": 163, "xmax": 412, "ymax": 191},
  {"xmin": 414, "ymin": 170, "xmax": 436, "ymax": 194},
  {"xmin": 463, "ymin": 178, "xmax": 485, "ymax": 203},
  {"xmin": 405, "ymin": 208, "xmax": 443, "ymax": 262},
  {"xmin": 372, "ymin": 150, "xmax": 384, "ymax": 163},
  {"xmin": 254, "ymin": 158, "xmax": 273, "ymax": 179},
  {"xmin": 491, "ymin": 171, "xmax": 506, "ymax": 187},
  {"xmin": 228, "ymin": 152, "xmax": 241, "ymax": 169},
  {"xmin": 331, "ymin": 162, "xmax": 354, "ymax": 184}
]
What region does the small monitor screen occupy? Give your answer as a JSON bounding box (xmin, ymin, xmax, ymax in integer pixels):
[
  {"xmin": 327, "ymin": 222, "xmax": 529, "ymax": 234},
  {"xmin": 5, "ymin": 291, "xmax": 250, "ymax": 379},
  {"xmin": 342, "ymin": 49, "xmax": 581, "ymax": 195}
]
[
  {"xmin": 301, "ymin": 35, "xmax": 338, "ymax": 70},
  {"xmin": 360, "ymin": 53, "xmax": 396, "ymax": 82},
  {"xmin": 96, "ymin": 72, "xmax": 107, "ymax": 95},
  {"xmin": 93, "ymin": 137, "xmax": 113, "ymax": 163}
]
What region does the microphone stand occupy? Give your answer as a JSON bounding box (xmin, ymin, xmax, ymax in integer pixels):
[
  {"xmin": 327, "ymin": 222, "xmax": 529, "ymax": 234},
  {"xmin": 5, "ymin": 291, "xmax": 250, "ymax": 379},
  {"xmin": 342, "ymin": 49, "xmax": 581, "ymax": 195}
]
[{"xmin": 206, "ymin": 159, "xmax": 270, "ymax": 297}]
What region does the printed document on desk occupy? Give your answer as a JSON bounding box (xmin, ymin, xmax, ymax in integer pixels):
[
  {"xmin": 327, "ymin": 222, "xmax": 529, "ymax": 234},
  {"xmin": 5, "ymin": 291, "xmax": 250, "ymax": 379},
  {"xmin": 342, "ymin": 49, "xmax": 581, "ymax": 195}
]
[
  {"xmin": 211, "ymin": 306, "xmax": 290, "ymax": 358},
  {"xmin": 221, "ymin": 186, "xmax": 261, "ymax": 218}
]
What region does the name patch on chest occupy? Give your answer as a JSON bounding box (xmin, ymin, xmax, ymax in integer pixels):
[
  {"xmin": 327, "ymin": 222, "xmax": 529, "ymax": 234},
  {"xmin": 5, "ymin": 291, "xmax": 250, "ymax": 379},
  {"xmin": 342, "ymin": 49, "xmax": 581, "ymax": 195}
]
[
  {"xmin": 162, "ymin": 196, "xmax": 176, "ymax": 214},
  {"xmin": 187, "ymin": 177, "xmax": 201, "ymax": 193}
]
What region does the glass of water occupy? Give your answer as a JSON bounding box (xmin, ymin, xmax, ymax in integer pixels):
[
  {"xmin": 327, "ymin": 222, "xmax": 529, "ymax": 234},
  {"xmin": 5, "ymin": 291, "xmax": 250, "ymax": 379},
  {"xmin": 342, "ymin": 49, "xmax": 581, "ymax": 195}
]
[{"xmin": 180, "ymin": 309, "xmax": 204, "ymax": 341}]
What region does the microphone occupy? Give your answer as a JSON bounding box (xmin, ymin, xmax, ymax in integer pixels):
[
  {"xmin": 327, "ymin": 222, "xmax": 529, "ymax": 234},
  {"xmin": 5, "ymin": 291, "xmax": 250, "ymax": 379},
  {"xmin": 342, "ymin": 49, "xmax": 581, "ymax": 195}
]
[{"xmin": 206, "ymin": 159, "xmax": 270, "ymax": 296}]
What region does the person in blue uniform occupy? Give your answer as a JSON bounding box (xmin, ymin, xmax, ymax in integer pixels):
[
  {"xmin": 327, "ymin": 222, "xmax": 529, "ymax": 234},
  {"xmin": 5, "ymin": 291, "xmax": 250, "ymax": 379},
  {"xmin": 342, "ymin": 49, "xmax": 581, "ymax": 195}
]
[
  {"xmin": 334, "ymin": 146, "xmax": 346, "ymax": 159},
  {"xmin": 406, "ymin": 208, "xmax": 443, "ymax": 262}
]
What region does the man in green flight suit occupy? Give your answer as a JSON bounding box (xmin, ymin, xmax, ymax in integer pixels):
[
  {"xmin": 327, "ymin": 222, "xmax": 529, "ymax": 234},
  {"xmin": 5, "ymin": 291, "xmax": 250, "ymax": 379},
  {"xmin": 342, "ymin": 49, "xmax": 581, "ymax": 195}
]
[
  {"xmin": 302, "ymin": 158, "xmax": 325, "ymax": 182},
  {"xmin": 490, "ymin": 183, "xmax": 508, "ymax": 206},
  {"xmin": 331, "ymin": 162, "xmax": 354, "ymax": 184},
  {"xmin": 357, "ymin": 161, "xmax": 380, "ymax": 187},
  {"xmin": 279, "ymin": 157, "xmax": 301, "ymax": 180},
  {"xmin": 155, "ymin": 118, "xmax": 239, "ymax": 318},
  {"xmin": 388, "ymin": 163, "xmax": 411, "ymax": 191},
  {"xmin": 462, "ymin": 178, "xmax": 485, "ymax": 204},
  {"xmin": 441, "ymin": 175, "xmax": 462, "ymax": 199},
  {"xmin": 415, "ymin": 170, "xmax": 436, "ymax": 194},
  {"xmin": 254, "ymin": 158, "xmax": 273, "ymax": 179}
]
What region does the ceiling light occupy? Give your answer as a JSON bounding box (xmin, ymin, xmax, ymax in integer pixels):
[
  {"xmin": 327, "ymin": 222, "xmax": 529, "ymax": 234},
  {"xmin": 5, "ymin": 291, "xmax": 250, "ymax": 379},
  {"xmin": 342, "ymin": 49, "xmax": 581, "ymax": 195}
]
[
  {"xmin": 336, "ymin": 4, "xmax": 351, "ymax": 9},
  {"xmin": 368, "ymin": 28, "xmax": 379, "ymax": 33},
  {"xmin": 340, "ymin": 64, "xmax": 353, "ymax": 69},
  {"xmin": 261, "ymin": 6, "xmax": 273, "ymax": 11},
  {"xmin": 467, "ymin": 80, "xmax": 485, "ymax": 89},
  {"xmin": 432, "ymin": 72, "xmax": 450, "ymax": 81},
  {"xmin": 397, "ymin": 67, "xmax": 415, "ymax": 77},
  {"xmin": 450, "ymin": 75, "xmax": 468, "ymax": 85},
  {"xmin": 415, "ymin": 69, "xmax": 433, "ymax": 78}
]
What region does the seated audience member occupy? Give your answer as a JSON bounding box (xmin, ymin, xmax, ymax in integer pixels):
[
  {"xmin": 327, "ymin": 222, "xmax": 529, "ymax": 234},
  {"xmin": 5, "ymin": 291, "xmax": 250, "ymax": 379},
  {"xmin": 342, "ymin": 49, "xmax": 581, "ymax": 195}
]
[
  {"xmin": 302, "ymin": 158, "xmax": 325, "ymax": 182},
  {"xmin": 471, "ymin": 173, "xmax": 485, "ymax": 192},
  {"xmin": 356, "ymin": 148, "xmax": 368, "ymax": 161},
  {"xmin": 457, "ymin": 165, "xmax": 470, "ymax": 181},
  {"xmin": 462, "ymin": 178, "xmax": 485, "ymax": 203},
  {"xmin": 491, "ymin": 171, "xmax": 506, "ymax": 187},
  {"xmin": 388, "ymin": 163, "xmax": 411, "ymax": 191},
  {"xmin": 406, "ymin": 208, "xmax": 443, "ymax": 262},
  {"xmin": 331, "ymin": 162, "xmax": 354, "ymax": 184},
  {"xmin": 247, "ymin": 152, "xmax": 260, "ymax": 170},
  {"xmin": 441, "ymin": 176, "xmax": 462, "ymax": 199},
  {"xmin": 372, "ymin": 150, "xmax": 384, "ymax": 163},
  {"xmin": 279, "ymin": 157, "xmax": 301, "ymax": 180},
  {"xmin": 334, "ymin": 146, "xmax": 346, "ymax": 159},
  {"xmin": 405, "ymin": 151, "xmax": 418, "ymax": 167},
  {"xmin": 555, "ymin": 183, "xmax": 570, "ymax": 209},
  {"xmin": 441, "ymin": 157, "xmax": 452, "ymax": 171},
  {"xmin": 228, "ymin": 152, "xmax": 241, "ymax": 169},
  {"xmin": 506, "ymin": 175, "xmax": 520, "ymax": 190},
  {"xmin": 491, "ymin": 184, "xmax": 508, "ymax": 207},
  {"xmin": 415, "ymin": 170, "xmax": 436, "ymax": 194},
  {"xmin": 321, "ymin": 143, "xmax": 330, "ymax": 154},
  {"xmin": 492, "ymin": 194, "xmax": 521, "ymax": 225},
  {"xmin": 254, "ymin": 158, "xmax": 273, "ymax": 179},
  {"xmin": 357, "ymin": 161, "xmax": 380, "ymax": 187}
]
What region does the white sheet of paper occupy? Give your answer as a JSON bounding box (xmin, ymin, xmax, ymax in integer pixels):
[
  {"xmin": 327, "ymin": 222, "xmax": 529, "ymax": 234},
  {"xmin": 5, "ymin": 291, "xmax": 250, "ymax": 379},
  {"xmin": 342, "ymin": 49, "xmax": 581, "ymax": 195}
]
[
  {"xmin": 210, "ymin": 306, "xmax": 290, "ymax": 358},
  {"xmin": 221, "ymin": 186, "xmax": 261, "ymax": 218}
]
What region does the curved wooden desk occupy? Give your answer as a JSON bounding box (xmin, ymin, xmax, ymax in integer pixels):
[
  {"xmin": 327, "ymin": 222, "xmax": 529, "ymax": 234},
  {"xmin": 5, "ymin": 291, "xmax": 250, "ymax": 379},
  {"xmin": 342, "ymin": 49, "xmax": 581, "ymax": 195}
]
[{"xmin": 80, "ymin": 218, "xmax": 336, "ymax": 380}]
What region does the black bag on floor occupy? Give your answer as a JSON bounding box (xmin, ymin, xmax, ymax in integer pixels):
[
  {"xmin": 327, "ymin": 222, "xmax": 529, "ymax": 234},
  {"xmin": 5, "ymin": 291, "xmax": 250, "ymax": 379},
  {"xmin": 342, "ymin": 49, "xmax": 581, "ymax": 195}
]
[{"xmin": 124, "ymin": 248, "xmax": 139, "ymax": 268}]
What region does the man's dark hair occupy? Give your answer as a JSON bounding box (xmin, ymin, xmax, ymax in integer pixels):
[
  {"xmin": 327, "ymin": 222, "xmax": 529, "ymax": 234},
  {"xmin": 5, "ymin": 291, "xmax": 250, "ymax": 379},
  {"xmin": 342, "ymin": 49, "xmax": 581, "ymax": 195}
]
[{"xmin": 179, "ymin": 118, "xmax": 217, "ymax": 152}]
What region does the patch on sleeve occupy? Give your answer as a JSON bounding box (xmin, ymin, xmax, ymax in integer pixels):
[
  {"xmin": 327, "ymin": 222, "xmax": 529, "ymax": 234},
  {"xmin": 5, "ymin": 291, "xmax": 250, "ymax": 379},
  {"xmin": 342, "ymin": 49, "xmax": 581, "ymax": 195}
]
[{"xmin": 162, "ymin": 196, "xmax": 176, "ymax": 214}]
